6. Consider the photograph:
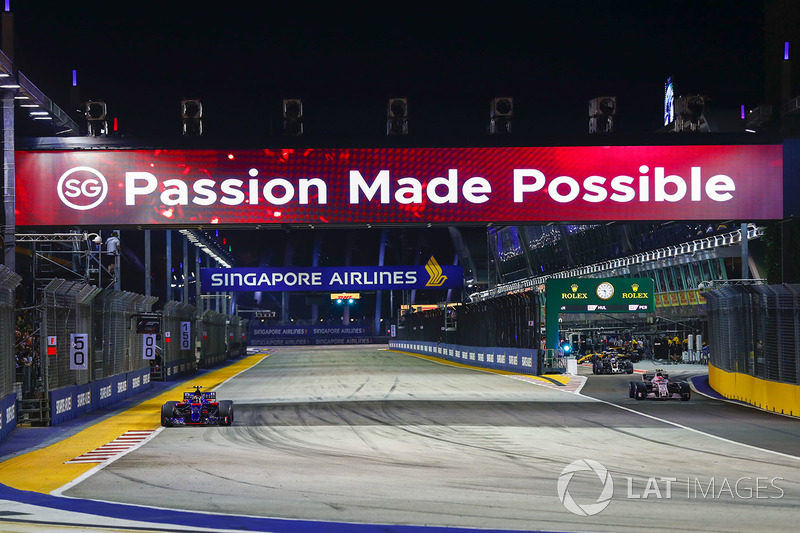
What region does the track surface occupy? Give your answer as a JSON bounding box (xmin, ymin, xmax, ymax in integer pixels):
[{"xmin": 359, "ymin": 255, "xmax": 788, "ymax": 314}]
[{"xmin": 51, "ymin": 346, "xmax": 800, "ymax": 532}]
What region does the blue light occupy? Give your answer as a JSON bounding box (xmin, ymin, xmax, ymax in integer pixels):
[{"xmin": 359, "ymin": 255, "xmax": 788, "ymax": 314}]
[
  {"xmin": 72, "ymin": 70, "xmax": 77, "ymax": 87},
  {"xmin": 785, "ymin": 41, "xmax": 790, "ymax": 61}
]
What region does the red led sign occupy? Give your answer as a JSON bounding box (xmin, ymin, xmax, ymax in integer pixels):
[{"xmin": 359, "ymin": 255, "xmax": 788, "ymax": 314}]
[{"xmin": 14, "ymin": 145, "xmax": 783, "ymax": 226}]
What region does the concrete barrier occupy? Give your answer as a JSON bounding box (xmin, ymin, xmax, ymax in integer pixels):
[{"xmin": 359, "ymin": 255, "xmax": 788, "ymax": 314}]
[
  {"xmin": 389, "ymin": 340, "xmax": 539, "ymax": 375},
  {"xmin": 709, "ymin": 363, "xmax": 800, "ymax": 417}
]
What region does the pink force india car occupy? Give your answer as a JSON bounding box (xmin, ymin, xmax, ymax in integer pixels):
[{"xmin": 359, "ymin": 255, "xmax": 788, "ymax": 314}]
[{"xmin": 629, "ymin": 370, "xmax": 691, "ymax": 401}]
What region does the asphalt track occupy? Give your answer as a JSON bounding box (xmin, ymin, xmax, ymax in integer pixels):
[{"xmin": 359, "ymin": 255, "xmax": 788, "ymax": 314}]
[{"xmin": 0, "ymin": 345, "xmax": 798, "ymax": 532}]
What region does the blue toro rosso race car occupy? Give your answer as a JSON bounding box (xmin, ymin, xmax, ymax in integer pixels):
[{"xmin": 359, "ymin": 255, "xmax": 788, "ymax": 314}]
[{"xmin": 161, "ymin": 386, "xmax": 234, "ymax": 426}]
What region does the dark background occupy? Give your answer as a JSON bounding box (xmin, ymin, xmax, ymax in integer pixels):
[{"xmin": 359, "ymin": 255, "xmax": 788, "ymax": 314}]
[{"xmin": 10, "ymin": 1, "xmax": 766, "ymax": 140}]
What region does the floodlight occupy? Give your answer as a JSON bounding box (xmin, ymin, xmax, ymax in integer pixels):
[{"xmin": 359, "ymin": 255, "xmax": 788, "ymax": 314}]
[
  {"xmin": 283, "ymin": 98, "xmax": 304, "ymax": 136},
  {"xmin": 489, "ymin": 97, "xmax": 513, "ymax": 135},
  {"xmin": 386, "ymin": 97, "xmax": 408, "ymax": 135}
]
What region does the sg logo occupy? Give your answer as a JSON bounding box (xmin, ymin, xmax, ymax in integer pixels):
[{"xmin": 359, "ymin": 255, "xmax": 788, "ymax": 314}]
[{"xmin": 57, "ymin": 166, "xmax": 109, "ymax": 210}]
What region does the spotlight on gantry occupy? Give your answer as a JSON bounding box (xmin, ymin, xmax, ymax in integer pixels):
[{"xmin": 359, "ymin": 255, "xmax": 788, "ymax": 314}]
[
  {"xmin": 588, "ymin": 96, "xmax": 616, "ymax": 134},
  {"xmin": 283, "ymin": 98, "xmax": 304, "ymax": 136},
  {"xmin": 488, "ymin": 97, "xmax": 513, "ymax": 135},
  {"xmin": 386, "ymin": 97, "xmax": 408, "ymax": 135},
  {"xmin": 181, "ymin": 98, "xmax": 203, "ymax": 136}
]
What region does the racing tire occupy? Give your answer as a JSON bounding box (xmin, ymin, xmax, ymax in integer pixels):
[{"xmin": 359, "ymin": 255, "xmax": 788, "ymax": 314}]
[
  {"xmin": 626, "ymin": 361, "xmax": 634, "ymax": 374},
  {"xmin": 634, "ymin": 383, "xmax": 647, "ymax": 400},
  {"xmin": 161, "ymin": 401, "xmax": 178, "ymax": 427},
  {"xmin": 218, "ymin": 400, "xmax": 234, "ymax": 426},
  {"xmin": 628, "ymin": 381, "xmax": 636, "ymax": 398},
  {"xmin": 680, "ymin": 383, "xmax": 691, "ymax": 401}
]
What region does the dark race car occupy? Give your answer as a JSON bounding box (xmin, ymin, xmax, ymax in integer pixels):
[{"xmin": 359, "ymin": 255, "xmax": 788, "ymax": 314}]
[
  {"xmin": 629, "ymin": 370, "xmax": 691, "ymax": 401},
  {"xmin": 592, "ymin": 354, "xmax": 634, "ymax": 374},
  {"xmin": 161, "ymin": 386, "xmax": 234, "ymax": 426}
]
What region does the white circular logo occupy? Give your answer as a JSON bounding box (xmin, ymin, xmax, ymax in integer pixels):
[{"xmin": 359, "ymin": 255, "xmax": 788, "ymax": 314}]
[
  {"xmin": 56, "ymin": 166, "xmax": 109, "ymax": 211},
  {"xmin": 557, "ymin": 459, "xmax": 614, "ymax": 516}
]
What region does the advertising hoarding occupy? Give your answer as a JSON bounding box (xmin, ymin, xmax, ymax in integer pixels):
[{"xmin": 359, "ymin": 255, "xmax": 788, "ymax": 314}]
[{"xmin": 15, "ymin": 145, "xmax": 783, "ymax": 226}]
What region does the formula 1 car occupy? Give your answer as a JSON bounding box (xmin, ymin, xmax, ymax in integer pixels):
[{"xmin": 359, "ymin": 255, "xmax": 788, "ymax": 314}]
[
  {"xmin": 161, "ymin": 386, "xmax": 234, "ymax": 426},
  {"xmin": 628, "ymin": 370, "xmax": 691, "ymax": 401},
  {"xmin": 592, "ymin": 355, "xmax": 634, "ymax": 374}
]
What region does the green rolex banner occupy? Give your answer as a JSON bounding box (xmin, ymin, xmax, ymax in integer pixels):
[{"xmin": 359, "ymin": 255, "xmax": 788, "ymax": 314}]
[{"xmin": 545, "ymin": 278, "xmax": 655, "ymax": 350}]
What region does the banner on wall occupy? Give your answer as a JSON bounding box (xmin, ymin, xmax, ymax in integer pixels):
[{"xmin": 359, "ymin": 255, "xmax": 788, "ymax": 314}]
[
  {"xmin": 14, "ymin": 145, "xmax": 783, "ymax": 226},
  {"xmin": 201, "ymin": 257, "xmax": 462, "ymax": 292}
]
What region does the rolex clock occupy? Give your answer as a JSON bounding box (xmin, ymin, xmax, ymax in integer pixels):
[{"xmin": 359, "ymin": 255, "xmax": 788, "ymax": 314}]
[{"xmin": 596, "ymin": 281, "xmax": 615, "ymax": 300}]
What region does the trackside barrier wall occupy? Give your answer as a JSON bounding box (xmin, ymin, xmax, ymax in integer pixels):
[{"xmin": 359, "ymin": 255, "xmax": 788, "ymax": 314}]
[
  {"xmin": 49, "ymin": 368, "xmax": 151, "ymax": 425},
  {"xmin": 93, "ymin": 288, "xmax": 159, "ymax": 378},
  {"xmin": 396, "ymin": 291, "xmax": 541, "ymax": 372},
  {"xmin": 705, "ymin": 284, "xmax": 800, "ymax": 416},
  {"xmin": 197, "ymin": 310, "xmax": 228, "ymax": 368},
  {"xmin": 398, "ymin": 291, "xmax": 539, "ymax": 348},
  {"xmin": 0, "ymin": 266, "xmax": 22, "ymax": 442},
  {"xmin": 41, "ymin": 279, "xmax": 158, "ymax": 425},
  {"xmin": 227, "ymin": 315, "xmax": 248, "ymax": 358},
  {"xmin": 388, "ymin": 340, "xmax": 540, "ymax": 375},
  {"xmin": 161, "ymin": 301, "xmax": 197, "ymax": 380}
]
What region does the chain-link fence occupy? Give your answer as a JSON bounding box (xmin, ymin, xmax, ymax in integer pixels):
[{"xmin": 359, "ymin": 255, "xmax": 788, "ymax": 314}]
[
  {"xmin": 41, "ymin": 279, "xmax": 158, "ymax": 389},
  {"xmin": 41, "ymin": 279, "xmax": 101, "ymax": 390},
  {"xmin": 398, "ymin": 291, "xmax": 540, "ymax": 348},
  {"xmin": 0, "ymin": 266, "xmax": 22, "ymax": 398},
  {"xmin": 161, "ymin": 301, "xmax": 197, "ymax": 378},
  {"xmin": 198, "ymin": 310, "xmax": 229, "ymax": 367},
  {"xmin": 705, "ymin": 284, "xmax": 800, "ymax": 385},
  {"xmin": 227, "ymin": 315, "xmax": 248, "ymax": 357}
]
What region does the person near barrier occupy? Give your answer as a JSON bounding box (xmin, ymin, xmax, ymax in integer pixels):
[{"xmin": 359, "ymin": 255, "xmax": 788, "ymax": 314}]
[{"xmin": 105, "ymin": 231, "xmax": 121, "ymax": 276}]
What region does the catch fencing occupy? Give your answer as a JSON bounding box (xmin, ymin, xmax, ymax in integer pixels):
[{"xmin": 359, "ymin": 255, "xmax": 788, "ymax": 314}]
[
  {"xmin": 161, "ymin": 301, "xmax": 197, "ymax": 379},
  {"xmin": 197, "ymin": 310, "xmax": 229, "ymax": 367},
  {"xmin": 0, "ymin": 266, "xmax": 21, "ymax": 398},
  {"xmin": 705, "ymin": 284, "xmax": 800, "ymax": 385},
  {"xmin": 395, "ymin": 291, "xmax": 542, "ymax": 374},
  {"xmin": 42, "ymin": 279, "xmax": 158, "ymax": 390},
  {"xmin": 398, "ymin": 291, "xmax": 540, "ymax": 348},
  {"xmin": 227, "ymin": 315, "xmax": 248, "ymax": 357}
]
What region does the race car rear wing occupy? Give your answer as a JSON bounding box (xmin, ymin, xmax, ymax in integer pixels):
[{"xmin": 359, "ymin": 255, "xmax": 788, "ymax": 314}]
[{"xmin": 183, "ymin": 391, "xmax": 217, "ymax": 401}]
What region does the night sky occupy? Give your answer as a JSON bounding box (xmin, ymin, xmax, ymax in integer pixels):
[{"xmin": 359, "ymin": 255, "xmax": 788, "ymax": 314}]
[
  {"xmin": 10, "ymin": 1, "xmax": 766, "ymax": 140},
  {"xmin": 6, "ymin": 1, "xmax": 775, "ymax": 308}
]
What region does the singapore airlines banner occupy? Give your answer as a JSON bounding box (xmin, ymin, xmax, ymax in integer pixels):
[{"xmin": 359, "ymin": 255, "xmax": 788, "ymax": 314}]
[
  {"xmin": 201, "ymin": 257, "xmax": 463, "ymax": 292},
  {"xmin": 15, "ymin": 145, "xmax": 783, "ymax": 226}
]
